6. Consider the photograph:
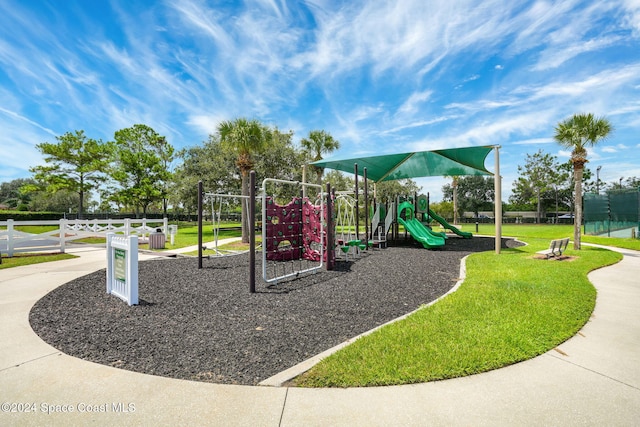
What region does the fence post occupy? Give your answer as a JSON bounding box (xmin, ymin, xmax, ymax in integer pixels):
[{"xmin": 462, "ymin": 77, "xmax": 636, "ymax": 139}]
[
  {"xmin": 7, "ymin": 219, "xmax": 14, "ymax": 257},
  {"xmin": 127, "ymin": 235, "xmax": 139, "ymax": 304},
  {"xmin": 163, "ymin": 217, "xmax": 168, "ymax": 234},
  {"xmin": 125, "ymin": 218, "xmax": 131, "ymax": 236},
  {"xmin": 106, "ymin": 233, "xmax": 113, "ymax": 294},
  {"xmin": 60, "ymin": 218, "xmax": 66, "ymax": 253}
]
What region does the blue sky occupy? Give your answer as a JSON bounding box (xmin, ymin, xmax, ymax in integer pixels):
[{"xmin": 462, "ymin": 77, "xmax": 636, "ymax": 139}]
[{"xmin": 1, "ymin": 0, "xmax": 639, "ymax": 202}]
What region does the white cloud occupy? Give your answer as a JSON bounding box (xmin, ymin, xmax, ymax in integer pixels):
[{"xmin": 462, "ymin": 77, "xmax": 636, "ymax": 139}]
[
  {"xmin": 0, "ymin": 107, "xmax": 57, "ymax": 136},
  {"xmin": 396, "ymin": 90, "xmax": 433, "ymax": 116},
  {"xmin": 512, "ymin": 137, "xmax": 555, "ymax": 145},
  {"xmin": 623, "ymin": 0, "xmax": 640, "ymax": 35},
  {"xmin": 170, "ymin": 0, "xmax": 234, "ymax": 52},
  {"xmin": 533, "ymin": 36, "xmax": 623, "ymax": 71},
  {"xmin": 382, "ymin": 115, "xmax": 457, "ymax": 135},
  {"xmin": 516, "ymin": 63, "xmax": 640, "ymax": 103},
  {"xmin": 187, "ymin": 113, "xmax": 229, "ymax": 136},
  {"xmin": 0, "ymin": 113, "xmax": 53, "ymax": 177},
  {"xmin": 299, "ymin": 0, "xmax": 523, "ymax": 78}
]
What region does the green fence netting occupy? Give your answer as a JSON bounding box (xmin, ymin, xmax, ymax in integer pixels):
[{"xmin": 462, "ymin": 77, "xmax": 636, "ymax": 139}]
[{"xmin": 584, "ymin": 189, "xmax": 640, "ymax": 237}]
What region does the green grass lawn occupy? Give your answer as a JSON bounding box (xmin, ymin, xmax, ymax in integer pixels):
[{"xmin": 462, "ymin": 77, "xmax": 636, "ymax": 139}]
[
  {"xmin": 0, "ymin": 253, "xmax": 78, "ymax": 269},
  {"xmin": 295, "ymin": 225, "xmax": 626, "ymax": 387},
  {"xmin": 1, "ymin": 222, "xmax": 636, "ymax": 386},
  {"xmin": 166, "ymin": 222, "xmax": 241, "ymax": 249},
  {"xmin": 185, "ymin": 237, "xmax": 262, "ymax": 257},
  {"xmin": 471, "ymin": 223, "xmax": 640, "ymax": 250}
]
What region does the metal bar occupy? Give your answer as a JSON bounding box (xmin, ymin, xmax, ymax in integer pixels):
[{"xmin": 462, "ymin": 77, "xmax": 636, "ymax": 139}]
[
  {"xmin": 198, "ymin": 180, "xmax": 203, "ymax": 269},
  {"xmin": 249, "ymin": 171, "xmax": 256, "ymax": 293}
]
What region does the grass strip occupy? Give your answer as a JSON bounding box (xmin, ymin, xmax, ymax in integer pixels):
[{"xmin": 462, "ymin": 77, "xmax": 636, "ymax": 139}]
[
  {"xmin": 473, "ymin": 223, "xmax": 640, "ymax": 250},
  {"xmin": 0, "ymin": 253, "xmax": 78, "ymax": 269},
  {"xmin": 184, "ymin": 238, "xmax": 262, "ymax": 256},
  {"xmin": 295, "ymin": 238, "xmax": 622, "ymax": 387}
]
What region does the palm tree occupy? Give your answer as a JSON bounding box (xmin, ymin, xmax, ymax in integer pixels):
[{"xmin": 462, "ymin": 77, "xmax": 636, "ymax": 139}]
[
  {"xmin": 301, "ymin": 130, "xmax": 340, "ymax": 185},
  {"xmin": 218, "ymin": 118, "xmax": 270, "ymax": 243},
  {"xmin": 554, "ymin": 113, "xmax": 612, "ymax": 249}
]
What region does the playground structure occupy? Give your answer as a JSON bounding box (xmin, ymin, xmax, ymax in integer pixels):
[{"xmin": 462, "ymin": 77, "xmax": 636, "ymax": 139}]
[
  {"xmin": 584, "ymin": 189, "xmax": 640, "ymax": 238},
  {"xmin": 334, "ymin": 193, "xmax": 368, "ymax": 259},
  {"xmin": 196, "ymin": 166, "xmax": 478, "ymax": 292},
  {"xmin": 198, "ymin": 178, "xmax": 473, "ymax": 260},
  {"xmin": 261, "ymin": 178, "xmax": 329, "ymax": 284},
  {"xmin": 205, "ymin": 192, "xmax": 254, "ymax": 256},
  {"xmin": 197, "ymin": 175, "xmax": 335, "ymax": 292},
  {"xmin": 397, "ymin": 200, "xmax": 446, "ymax": 248},
  {"xmin": 369, "ymin": 201, "xmax": 393, "ymax": 248},
  {"xmin": 427, "ymin": 209, "xmax": 472, "ymax": 238}
]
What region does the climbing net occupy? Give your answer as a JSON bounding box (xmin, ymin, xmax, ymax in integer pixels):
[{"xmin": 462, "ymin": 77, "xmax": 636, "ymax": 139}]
[{"xmin": 261, "ymin": 178, "xmax": 326, "ymax": 284}]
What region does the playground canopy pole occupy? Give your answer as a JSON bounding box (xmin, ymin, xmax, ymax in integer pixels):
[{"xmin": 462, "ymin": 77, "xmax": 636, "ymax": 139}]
[
  {"xmin": 302, "ymin": 165, "xmax": 307, "ymax": 198},
  {"xmin": 364, "ymin": 167, "xmax": 369, "ymax": 249},
  {"xmin": 494, "ymin": 146, "xmax": 502, "ymax": 254},
  {"xmin": 326, "ymin": 183, "xmax": 334, "ymax": 270},
  {"xmin": 354, "ymin": 163, "xmax": 359, "ymax": 241},
  {"xmin": 198, "ymin": 180, "xmax": 203, "ymax": 269},
  {"xmin": 249, "ymin": 171, "xmax": 256, "ymax": 293}
]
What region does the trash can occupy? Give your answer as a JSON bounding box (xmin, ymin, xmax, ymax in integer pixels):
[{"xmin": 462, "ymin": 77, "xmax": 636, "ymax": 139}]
[{"xmin": 149, "ymin": 228, "xmax": 166, "ymax": 249}]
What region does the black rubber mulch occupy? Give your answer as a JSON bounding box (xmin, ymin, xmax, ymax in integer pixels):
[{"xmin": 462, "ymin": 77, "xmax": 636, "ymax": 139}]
[{"xmin": 29, "ymin": 236, "xmax": 521, "ymax": 385}]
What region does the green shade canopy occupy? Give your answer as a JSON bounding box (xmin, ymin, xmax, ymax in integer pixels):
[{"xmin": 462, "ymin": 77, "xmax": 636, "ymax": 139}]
[{"xmin": 311, "ymin": 145, "xmax": 495, "ymax": 183}]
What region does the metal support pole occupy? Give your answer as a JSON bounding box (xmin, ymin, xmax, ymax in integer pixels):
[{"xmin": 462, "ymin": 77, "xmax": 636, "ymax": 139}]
[
  {"xmin": 302, "ymin": 164, "xmax": 307, "ymax": 198},
  {"xmin": 326, "ymin": 183, "xmax": 334, "ymax": 270},
  {"xmin": 354, "ymin": 163, "xmax": 359, "ymax": 241},
  {"xmin": 298, "ymin": 188, "xmax": 304, "ymax": 260},
  {"xmin": 364, "ymin": 167, "xmax": 369, "ymax": 249},
  {"xmin": 198, "ymin": 180, "xmax": 203, "ymax": 269},
  {"xmin": 249, "ymin": 171, "xmax": 256, "ymax": 293},
  {"xmin": 494, "ymin": 146, "xmax": 502, "ymax": 254}
]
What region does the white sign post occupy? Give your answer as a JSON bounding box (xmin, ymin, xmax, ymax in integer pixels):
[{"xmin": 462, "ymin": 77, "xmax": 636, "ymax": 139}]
[{"xmin": 106, "ymin": 233, "xmax": 139, "ymax": 306}]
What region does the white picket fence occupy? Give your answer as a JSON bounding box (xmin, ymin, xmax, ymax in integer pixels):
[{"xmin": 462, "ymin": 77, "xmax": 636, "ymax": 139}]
[{"xmin": 0, "ymin": 218, "xmax": 168, "ymax": 257}]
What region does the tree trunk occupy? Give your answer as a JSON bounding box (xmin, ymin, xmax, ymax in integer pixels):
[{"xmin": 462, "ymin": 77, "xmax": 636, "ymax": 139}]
[
  {"xmin": 555, "ymin": 188, "xmax": 559, "ymax": 224},
  {"xmin": 79, "ymin": 189, "xmax": 84, "ymax": 219},
  {"xmin": 573, "ymin": 165, "xmax": 583, "ymax": 250},
  {"xmin": 79, "ymin": 175, "xmax": 84, "ymax": 218}
]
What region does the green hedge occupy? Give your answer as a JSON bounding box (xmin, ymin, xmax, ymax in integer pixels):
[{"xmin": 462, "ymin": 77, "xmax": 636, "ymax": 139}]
[{"xmin": 0, "ymin": 211, "xmax": 65, "ymax": 221}]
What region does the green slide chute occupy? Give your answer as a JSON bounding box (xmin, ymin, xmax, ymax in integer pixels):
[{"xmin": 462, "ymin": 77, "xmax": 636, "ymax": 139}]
[
  {"xmin": 397, "ymin": 202, "xmax": 445, "ymax": 249},
  {"xmin": 428, "ymin": 209, "xmax": 473, "ymax": 239}
]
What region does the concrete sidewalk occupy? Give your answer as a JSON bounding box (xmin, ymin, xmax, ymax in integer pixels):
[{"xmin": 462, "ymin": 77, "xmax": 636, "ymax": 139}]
[{"xmin": 1, "ymin": 245, "xmax": 639, "ymax": 426}]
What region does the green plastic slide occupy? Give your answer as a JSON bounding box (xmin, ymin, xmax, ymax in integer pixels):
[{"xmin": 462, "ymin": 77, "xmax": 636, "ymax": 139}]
[
  {"xmin": 428, "ymin": 209, "xmax": 473, "ymax": 239},
  {"xmin": 397, "ymin": 202, "xmax": 445, "ymax": 249}
]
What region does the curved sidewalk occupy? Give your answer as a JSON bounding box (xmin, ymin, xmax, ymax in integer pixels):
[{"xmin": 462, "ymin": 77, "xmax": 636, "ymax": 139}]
[{"xmin": 1, "ymin": 245, "xmax": 639, "ymax": 426}]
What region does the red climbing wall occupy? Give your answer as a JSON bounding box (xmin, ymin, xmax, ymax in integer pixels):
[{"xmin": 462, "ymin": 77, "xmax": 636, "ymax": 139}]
[{"xmin": 265, "ymin": 197, "xmax": 326, "ymax": 261}]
